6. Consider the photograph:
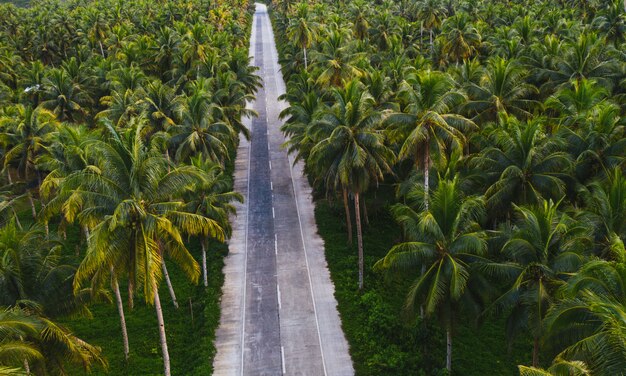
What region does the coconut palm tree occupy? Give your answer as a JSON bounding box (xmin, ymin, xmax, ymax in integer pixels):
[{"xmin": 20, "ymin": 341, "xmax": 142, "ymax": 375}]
[
  {"xmin": 439, "ymin": 13, "xmax": 482, "ymax": 65},
  {"xmin": 464, "ymin": 57, "xmax": 539, "ymax": 124},
  {"xmin": 0, "ymin": 105, "xmax": 59, "ymax": 219},
  {"xmin": 483, "ymin": 200, "xmax": 589, "ymax": 367},
  {"xmin": 186, "ymin": 156, "xmax": 242, "ymax": 287},
  {"xmin": 169, "ymin": 89, "xmax": 235, "ymax": 165},
  {"xmin": 472, "ymin": 118, "xmax": 572, "ymax": 216},
  {"xmin": 580, "ymin": 168, "xmax": 626, "ymax": 258},
  {"xmin": 287, "ymin": 8, "xmax": 317, "ymax": 70},
  {"xmin": 41, "ymin": 68, "xmax": 91, "ymax": 123},
  {"xmin": 308, "ymin": 80, "xmax": 394, "ymax": 289},
  {"xmin": 0, "ymin": 304, "xmax": 105, "ymax": 374},
  {"xmin": 376, "ymin": 176, "xmax": 488, "ymax": 373},
  {"xmin": 386, "ymin": 69, "xmax": 474, "ymax": 209}
]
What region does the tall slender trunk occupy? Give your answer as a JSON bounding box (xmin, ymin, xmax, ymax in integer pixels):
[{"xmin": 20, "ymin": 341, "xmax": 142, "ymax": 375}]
[
  {"xmin": 23, "ymin": 358, "xmax": 30, "ymax": 375},
  {"xmin": 446, "ymin": 323, "xmax": 453, "ymax": 372},
  {"xmin": 303, "ymin": 47, "xmax": 308, "ymax": 70},
  {"xmin": 532, "ymin": 336, "xmax": 539, "ymax": 367},
  {"xmin": 354, "ymin": 192, "xmax": 364, "ymax": 291},
  {"xmin": 343, "ymin": 188, "xmax": 353, "ymax": 244},
  {"xmin": 424, "ymin": 135, "xmax": 430, "ymax": 211},
  {"xmin": 13, "ymin": 209, "xmax": 23, "ymax": 230},
  {"xmin": 161, "ymin": 258, "xmax": 179, "ymax": 308},
  {"xmin": 44, "ymin": 220, "xmax": 49, "ymax": 238},
  {"xmin": 98, "ymin": 41, "xmax": 105, "ymax": 58},
  {"xmin": 201, "ymin": 238, "xmax": 208, "ymax": 287},
  {"xmin": 154, "ymin": 282, "xmax": 171, "ymax": 376},
  {"xmin": 111, "ymin": 267, "xmax": 130, "ymax": 360},
  {"xmin": 429, "ymin": 29, "xmax": 433, "ymax": 50},
  {"xmin": 6, "ymin": 169, "xmax": 12, "ymax": 184},
  {"xmin": 362, "ymin": 199, "xmax": 369, "ymax": 227},
  {"xmin": 28, "ymin": 192, "xmax": 36, "ymax": 219},
  {"xmin": 128, "ymin": 281, "xmax": 134, "ymax": 310},
  {"xmin": 421, "ymin": 139, "xmax": 431, "ymax": 317}
]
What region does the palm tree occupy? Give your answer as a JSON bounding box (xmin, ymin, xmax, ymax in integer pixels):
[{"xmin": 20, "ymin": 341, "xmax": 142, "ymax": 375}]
[
  {"xmin": 313, "ymin": 29, "xmax": 363, "ymax": 87},
  {"xmin": 169, "ymin": 89, "xmax": 235, "ymax": 165},
  {"xmin": 376, "ymin": 176, "xmax": 487, "ymax": 373},
  {"xmin": 186, "ymin": 156, "xmax": 242, "ymax": 287},
  {"xmin": 0, "ymin": 105, "xmax": 59, "ymax": 219},
  {"xmin": 472, "ymin": 118, "xmax": 572, "ymax": 216},
  {"xmin": 0, "ymin": 305, "xmax": 105, "ymax": 374},
  {"xmin": 287, "ymin": 10, "xmax": 317, "ymax": 70},
  {"xmin": 464, "ymin": 57, "xmax": 539, "ymax": 124},
  {"xmin": 41, "ymin": 68, "xmax": 91, "ymax": 123},
  {"xmin": 545, "ymin": 258, "xmax": 626, "ymax": 374},
  {"xmin": 386, "ymin": 69, "xmax": 474, "ymax": 208},
  {"xmin": 439, "ymin": 13, "xmax": 481, "ymax": 65},
  {"xmin": 580, "ymin": 168, "xmax": 626, "ymax": 258},
  {"xmin": 308, "ymin": 80, "xmax": 394, "ymax": 289},
  {"xmin": 483, "ymin": 200, "xmax": 589, "ymax": 367},
  {"xmin": 416, "ymin": 0, "xmax": 446, "ymax": 48},
  {"xmin": 141, "ymin": 80, "xmax": 183, "ymax": 134},
  {"xmin": 69, "ymin": 120, "xmax": 224, "ymax": 376}
]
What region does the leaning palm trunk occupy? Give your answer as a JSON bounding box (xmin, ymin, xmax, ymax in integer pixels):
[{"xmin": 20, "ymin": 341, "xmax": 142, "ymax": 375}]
[
  {"xmin": 343, "ymin": 188, "xmax": 353, "ymax": 244},
  {"xmin": 111, "ymin": 267, "xmax": 130, "ymax": 360},
  {"xmin": 28, "ymin": 192, "xmax": 37, "ymax": 219},
  {"xmin": 154, "ymin": 282, "xmax": 171, "ymax": 376},
  {"xmin": 13, "ymin": 209, "xmax": 23, "ymax": 230},
  {"xmin": 161, "ymin": 258, "xmax": 179, "ymax": 308},
  {"xmin": 354, "ymin": 192, "xmax": 364, "ymax": 291}
]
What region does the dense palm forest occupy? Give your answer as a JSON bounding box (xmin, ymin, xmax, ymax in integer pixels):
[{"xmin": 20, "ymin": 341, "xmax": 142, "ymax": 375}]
[
  {"xmin": 0, "ymin": 0, "xmax": 258, "ymax": 375},
  {"xmin": 272, "ymin": 0, "xmax": 626, "ymax": 375},
  {"xmin": 0, "ymin": 0, "xmax": 624, "ymax": 374}
]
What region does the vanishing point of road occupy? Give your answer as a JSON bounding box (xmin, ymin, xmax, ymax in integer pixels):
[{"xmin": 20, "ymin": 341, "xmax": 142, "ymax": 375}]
[{"xmin": 212, "ymin": 4, "xmax": 354, "ymax": 376}]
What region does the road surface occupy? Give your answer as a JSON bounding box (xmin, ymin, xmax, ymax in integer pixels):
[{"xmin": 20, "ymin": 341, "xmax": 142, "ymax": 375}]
[{"xmin": 212, "ymin": 3, "xmax": 354, "ymax": 376}]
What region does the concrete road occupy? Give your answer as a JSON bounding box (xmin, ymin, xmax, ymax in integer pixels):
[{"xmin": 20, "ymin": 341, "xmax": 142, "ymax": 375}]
[{"xmin": 212, "ymin": 3, "xmax": 354, "ymax": 376}]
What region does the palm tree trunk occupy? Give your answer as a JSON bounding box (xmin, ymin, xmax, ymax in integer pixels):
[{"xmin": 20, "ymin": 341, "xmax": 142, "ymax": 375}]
[
  {"xmin": 6, "ymin": 169, "xmax": 12, "ymax": 184},
  {"xmin": 128, "ymin": 280, "xmax": 134, "ymax": 310},
  {"xmin": 362, "ymin": 199, "xmax": 369, "ymax": 227},
  {"xmin": 111, "ymin": 267, "xmax": 130, "ymax": 360},
  {"xmin": 303, "ymin": 47, "xmax": 308, "ymax": 70},
  {"xmin": 154, "ymin": 282, "xmax": 171, "ymax": 376},
  {"xmin": 23, "ymin": 359, "xmax": 30, "ymax": 375},
  {"xmin": 354, "ymin": 192, "xmax": 364, "ymax": 291},
  {"xmin": 201, "ymin": 238, "xmax": 208, "ymax": 287},
  {"xmin": 424, "ymin": 136, "xmax": 430, "ymax": 211},
  {"xmin": 343, "ymin": 188, "xmax": 353, "ymax": 244},
  {"xmin": 98, "ymin": 41, "xmax": 105, "ymax": 58},
  {"xmin": 13, "ymin": 209, "xmax": 23, "ymax": 230},
  {"xmin": 28, "ymin": 192, "xmax": 36, "ymax": 219},
  {"xmin": 532, "ymin": 336, "xmax": 539, "ymax": 367},
  {"xmin": 446, "ymin": 324, "xmax": 452, "ymax": 372},
  {"xmin": 161, "ymin": 258, "xmax": 179, "ymax": 308}
]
